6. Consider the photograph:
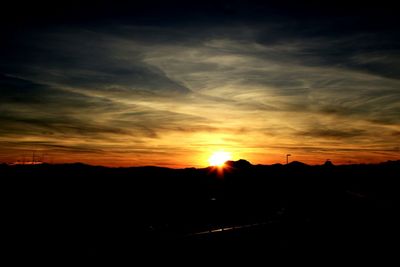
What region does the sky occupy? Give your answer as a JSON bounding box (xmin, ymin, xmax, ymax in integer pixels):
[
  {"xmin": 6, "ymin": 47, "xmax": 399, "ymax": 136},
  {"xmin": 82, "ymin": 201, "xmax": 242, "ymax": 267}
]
[{"xmin": 1, "ymin": 1, "xmax": 399, "ymax": 167}]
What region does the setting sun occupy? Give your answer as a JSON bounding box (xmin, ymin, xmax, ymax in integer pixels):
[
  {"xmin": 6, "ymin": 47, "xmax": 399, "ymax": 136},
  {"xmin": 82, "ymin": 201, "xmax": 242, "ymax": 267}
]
[{"xmin": 208, "ymin": 151, "xmax": 232, "ymax": 167}]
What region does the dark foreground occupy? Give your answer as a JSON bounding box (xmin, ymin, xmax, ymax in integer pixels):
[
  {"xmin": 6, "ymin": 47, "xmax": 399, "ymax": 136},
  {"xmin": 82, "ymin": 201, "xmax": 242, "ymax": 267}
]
[{"xmin": 2, "ymin": 160, "xmax": 399, "ymax": 263}]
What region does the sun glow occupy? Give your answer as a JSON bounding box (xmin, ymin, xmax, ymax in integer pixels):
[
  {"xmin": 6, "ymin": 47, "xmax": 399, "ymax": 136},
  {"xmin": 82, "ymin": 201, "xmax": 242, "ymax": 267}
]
[{"xmin": 208, "ymin": 151, "xmax": 232, "ymax": 167}]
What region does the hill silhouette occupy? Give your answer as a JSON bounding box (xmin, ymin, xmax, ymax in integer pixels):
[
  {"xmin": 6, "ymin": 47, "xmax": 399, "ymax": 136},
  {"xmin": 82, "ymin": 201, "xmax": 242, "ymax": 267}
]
[
  {"xmin": 2, "ymin": 159, "xmax": 399, "ymax": 263},
  {"xmin": 225, "ymin": 159, "xmax": 252, "ymax": 168}
]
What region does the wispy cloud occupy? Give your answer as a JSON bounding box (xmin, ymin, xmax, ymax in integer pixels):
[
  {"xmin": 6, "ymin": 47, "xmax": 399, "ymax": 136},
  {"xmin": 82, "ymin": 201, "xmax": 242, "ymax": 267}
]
[{"xmin": 0, "ymin": 23, "xmax": 399, "ymax": 166}]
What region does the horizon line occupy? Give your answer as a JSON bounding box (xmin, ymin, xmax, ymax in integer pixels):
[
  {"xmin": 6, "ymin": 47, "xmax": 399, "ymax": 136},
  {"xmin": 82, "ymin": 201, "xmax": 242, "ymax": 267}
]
[{"xmin": 2, "ymin": 159, "xmax": 399, "ymax": 169}]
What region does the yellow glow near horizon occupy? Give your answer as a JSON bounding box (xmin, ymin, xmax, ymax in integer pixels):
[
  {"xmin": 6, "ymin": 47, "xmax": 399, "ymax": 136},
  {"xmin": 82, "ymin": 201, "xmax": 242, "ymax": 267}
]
[{"xmin": 208, "ymin": 151, "xmax": 232, "ymax": 166}]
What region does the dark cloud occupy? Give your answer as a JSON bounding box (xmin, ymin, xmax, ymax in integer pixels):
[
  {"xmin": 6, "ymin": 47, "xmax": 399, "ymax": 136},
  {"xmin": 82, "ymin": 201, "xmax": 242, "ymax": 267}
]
[
  {"xmin": 0, "ymin": 30, "xmax": 191, "ymax": 96},
  {"xmin": 0, "ymin": 140, "xmax": 105, "ymax": 154},
  {"xmin": 0, "ymin": 74, "xmax": 114, "ymax": 109},
  {"xmin": 298, "ymin": 128, "xmax": 367, "ymax": 139},
  {"xmin": 0, "ymin": 74, "xmax": 211, "ymax": 147}
]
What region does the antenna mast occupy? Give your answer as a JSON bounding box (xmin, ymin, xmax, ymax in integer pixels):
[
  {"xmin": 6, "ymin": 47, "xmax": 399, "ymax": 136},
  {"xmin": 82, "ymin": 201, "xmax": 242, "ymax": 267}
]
[{"xmin": 286, "ymin": 154, "xmax": 291, "ymax": 164}]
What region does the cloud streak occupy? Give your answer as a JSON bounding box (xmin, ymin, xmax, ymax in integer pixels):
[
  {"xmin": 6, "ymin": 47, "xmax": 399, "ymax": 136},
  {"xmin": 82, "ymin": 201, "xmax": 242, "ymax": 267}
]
[{"xmin": 0, "ymin": 20, "xmax": 399, "ymax": 166}]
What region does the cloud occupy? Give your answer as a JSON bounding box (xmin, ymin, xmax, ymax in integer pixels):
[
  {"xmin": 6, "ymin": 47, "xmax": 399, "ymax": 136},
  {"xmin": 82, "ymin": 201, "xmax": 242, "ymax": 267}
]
[
  {"xmin": 298, "ymin": 128, "xmax": 367, "ymax": 139},
  {"xmin": 0, "ymin": 21, "xmax": 399, "ymax": 166},
  {"xmin": 0, "ymin": 74, "xmax": 216, "ymax": 158},
  {"xmin": 0, "ymin": 29, "xmax": 191, "ymax": 97}
]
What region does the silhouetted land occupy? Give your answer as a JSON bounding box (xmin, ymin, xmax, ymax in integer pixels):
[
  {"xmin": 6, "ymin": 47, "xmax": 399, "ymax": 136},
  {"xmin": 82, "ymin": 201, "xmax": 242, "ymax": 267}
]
[{"xmin": 2, "ymin": 160, "xmax": 399, "ymax": 263}]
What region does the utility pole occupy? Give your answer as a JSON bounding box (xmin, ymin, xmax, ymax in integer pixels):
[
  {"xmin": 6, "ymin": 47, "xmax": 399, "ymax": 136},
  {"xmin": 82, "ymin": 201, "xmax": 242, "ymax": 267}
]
[{"xmin": 286, "ymin": 154, "xmax": 291, "ymax": 164}]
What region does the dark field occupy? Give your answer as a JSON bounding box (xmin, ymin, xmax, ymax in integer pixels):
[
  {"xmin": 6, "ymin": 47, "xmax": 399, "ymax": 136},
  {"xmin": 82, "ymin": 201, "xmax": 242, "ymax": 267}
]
[{"xmin": 3, "ymin": 160, "xmax": 399, "ymax": 263}]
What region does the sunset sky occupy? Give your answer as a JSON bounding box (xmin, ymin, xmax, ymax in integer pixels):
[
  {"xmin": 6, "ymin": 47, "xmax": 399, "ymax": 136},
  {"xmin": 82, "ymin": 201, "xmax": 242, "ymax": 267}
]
[{"xmin": 1, "ymin": 1, "xmax": 399, "ymax": 167}]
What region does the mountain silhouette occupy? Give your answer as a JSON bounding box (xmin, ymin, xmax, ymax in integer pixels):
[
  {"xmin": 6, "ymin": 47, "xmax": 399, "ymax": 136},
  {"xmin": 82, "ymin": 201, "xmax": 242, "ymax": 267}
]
[
  {"xmin": 323, "ymin": 159, "xmax": 334, "ymax": 167},
  {"xmin": 286, "ymin": 160, "xmax": 309, "ymax": 167},
  {"xmin": 225, "ymin": 159, "xmax": 252, "ymax": 168},
  {"xmin": 2, "ymin": 159, "xmax": 398, "ymax": 262}
]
